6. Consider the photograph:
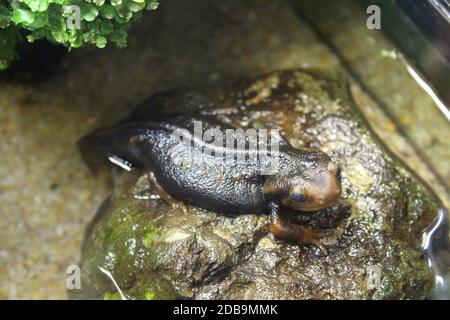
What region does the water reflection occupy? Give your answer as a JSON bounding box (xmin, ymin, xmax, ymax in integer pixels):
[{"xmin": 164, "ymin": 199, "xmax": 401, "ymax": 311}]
[{"xmin": 423, "ymin": 208, "xmax": 450, "ymax": 299}]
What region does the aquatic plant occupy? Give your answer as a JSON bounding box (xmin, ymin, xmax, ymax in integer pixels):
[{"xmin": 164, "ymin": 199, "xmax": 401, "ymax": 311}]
[{"xmin": 0, "ymin": 0, "xmax": 159, "ymax": 70}]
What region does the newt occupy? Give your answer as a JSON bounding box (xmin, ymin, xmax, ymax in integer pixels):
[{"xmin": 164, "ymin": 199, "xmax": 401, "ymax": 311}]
[{"xmin": 78, "ymin": 115, "xmax": 341, "ymax": 248}]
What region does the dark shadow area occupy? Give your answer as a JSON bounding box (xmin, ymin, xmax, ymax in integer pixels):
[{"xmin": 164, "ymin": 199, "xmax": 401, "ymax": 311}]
[{"xmin": 0, "ymin": 39, "xmax": 67, "ymax": 84}]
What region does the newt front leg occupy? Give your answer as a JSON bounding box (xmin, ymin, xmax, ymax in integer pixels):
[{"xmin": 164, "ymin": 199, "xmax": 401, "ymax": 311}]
[
  {"xmin": 147, "ymin": 172, "xmax": 189, "ymax": 213},
  {"xmin": 269, "ymin": 216, "xmax": 329, "ymax": 254}
]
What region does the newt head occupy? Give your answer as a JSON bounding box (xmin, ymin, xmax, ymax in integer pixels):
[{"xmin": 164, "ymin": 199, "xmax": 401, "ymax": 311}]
[{"xmin": 263, "ymin": 153, "xmax": 341, "ymax": 212}]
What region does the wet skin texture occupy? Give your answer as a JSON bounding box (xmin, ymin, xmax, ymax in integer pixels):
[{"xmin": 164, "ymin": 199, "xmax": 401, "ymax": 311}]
[{"xmin": 79, "ymin": 115, "xmax": 341, "ymax": 246}]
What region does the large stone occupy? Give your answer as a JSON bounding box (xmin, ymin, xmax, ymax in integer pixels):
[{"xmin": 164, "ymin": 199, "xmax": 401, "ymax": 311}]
[{"xmin": 71, "ymin": 69, "xmax": 440, "ymax": 300}]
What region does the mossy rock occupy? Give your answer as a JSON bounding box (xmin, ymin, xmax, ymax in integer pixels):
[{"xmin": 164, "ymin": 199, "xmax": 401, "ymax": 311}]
[{"xmin": 70, "ymin": 69, "xmax": 441, "ymax": 300}]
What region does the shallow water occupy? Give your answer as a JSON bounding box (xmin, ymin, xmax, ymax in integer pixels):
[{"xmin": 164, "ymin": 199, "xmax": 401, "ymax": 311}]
[
  {"xmin": 293, "ymin": 0, "xmax": 449, "ymax": 207},
  {"xmin": 423, "ymin": 208, "xmax": 450, "ymax": 299},
  {"xmin": 293, "ymin": 0, "xmax": 450, "ymax": 298}
]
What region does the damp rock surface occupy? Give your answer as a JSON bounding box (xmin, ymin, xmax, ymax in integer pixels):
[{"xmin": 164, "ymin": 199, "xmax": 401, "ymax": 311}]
[{"xmin": 73, "ymin": 69, "xmax": 439, "ymax": 300}]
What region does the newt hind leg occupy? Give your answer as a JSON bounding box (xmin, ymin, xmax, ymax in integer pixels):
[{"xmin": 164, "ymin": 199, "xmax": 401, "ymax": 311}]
[{"xmin": 147, "ymin": 172, "xmax": 188, "ymax": 214}]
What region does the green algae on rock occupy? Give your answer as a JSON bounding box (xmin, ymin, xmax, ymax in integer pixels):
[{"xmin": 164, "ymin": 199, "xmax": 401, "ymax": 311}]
[{"xmin": 71, "ymin": 69, "xmax": 440, "ymax": 300}]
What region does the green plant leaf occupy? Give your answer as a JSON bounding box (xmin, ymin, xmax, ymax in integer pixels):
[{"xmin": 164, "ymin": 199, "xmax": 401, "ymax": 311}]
[
  {"xmin": 0, "ymin": 0, "xmax": 161, "ymax": 70},
  {"xmin": 81, "ymin": 3, "xmax": 99, "ymax": 22},
  {"xmin": 0, "ymin": 5, "xmax": 11, "ymax": 28},
  {"xmin": 23, "ymin": 0, "xmax": 52, "ymax": 12},
  {"xmin": 11, "ymin": 8, "xmax": 36, "ymax": 25}
]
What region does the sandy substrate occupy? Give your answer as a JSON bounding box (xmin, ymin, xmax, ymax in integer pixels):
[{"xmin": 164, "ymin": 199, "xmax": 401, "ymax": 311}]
[{"xmin": 0, "ymin": 0, "xmax": 447, "ymax": 299}]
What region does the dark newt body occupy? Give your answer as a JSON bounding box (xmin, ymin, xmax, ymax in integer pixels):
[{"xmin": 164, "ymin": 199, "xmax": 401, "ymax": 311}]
[{"xmin": 79, "ymin": 115, "xmax": 341, "ymax": 247}]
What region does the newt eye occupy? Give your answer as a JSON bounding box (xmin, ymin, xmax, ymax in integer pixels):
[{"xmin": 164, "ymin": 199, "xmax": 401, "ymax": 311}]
[{"xmin": 290, "ymin": 192, "xmax": 306, "ymax": 203}]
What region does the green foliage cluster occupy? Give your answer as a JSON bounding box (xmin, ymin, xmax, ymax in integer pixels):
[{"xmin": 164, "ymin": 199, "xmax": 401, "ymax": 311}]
[{"xmin": 0, "ymin": 0, "xmax": 159, "ymax": 70}]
